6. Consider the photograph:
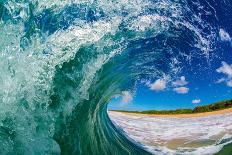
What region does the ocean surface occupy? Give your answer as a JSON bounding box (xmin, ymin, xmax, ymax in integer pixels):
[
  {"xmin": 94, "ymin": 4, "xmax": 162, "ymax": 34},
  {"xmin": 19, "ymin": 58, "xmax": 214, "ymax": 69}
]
[
  {"xmin": 0, "ymin": 0, "xmax": 232, "ymax": 154},
  {"xmin": 109, "ymin": 111, "xmax": 232, "ymax": 154}
]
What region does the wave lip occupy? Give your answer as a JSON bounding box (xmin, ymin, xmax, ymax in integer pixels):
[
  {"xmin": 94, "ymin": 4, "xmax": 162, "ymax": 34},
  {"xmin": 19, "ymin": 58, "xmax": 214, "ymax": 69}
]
[{"xmin": 0, "ymin": 0, "xmax": 231, "ymax": 154}]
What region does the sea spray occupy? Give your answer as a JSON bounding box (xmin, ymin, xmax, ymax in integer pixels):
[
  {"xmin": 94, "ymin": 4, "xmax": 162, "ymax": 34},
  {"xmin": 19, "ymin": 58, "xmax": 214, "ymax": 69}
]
[{"xmin": 0, "ymin": 0, "xmax": 230, "ymax": 154}]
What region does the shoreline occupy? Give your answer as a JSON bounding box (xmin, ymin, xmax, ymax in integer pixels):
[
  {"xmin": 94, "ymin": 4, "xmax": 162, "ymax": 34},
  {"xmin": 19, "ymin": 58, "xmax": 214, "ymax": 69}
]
[
  {"xmin": 109, "ymin": 109, "xmax": 232, "ymax": 154},
  {"xmin": 109, "ymin": 108, "xmax": 232, "ymax": 118}
]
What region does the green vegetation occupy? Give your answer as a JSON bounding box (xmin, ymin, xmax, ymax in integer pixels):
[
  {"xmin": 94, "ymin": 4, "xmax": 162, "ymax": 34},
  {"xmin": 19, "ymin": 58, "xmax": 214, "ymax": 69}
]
[
  {"xmin": 111, "ymin": 99, "xmax": 232, "ymax": 115},
  {"xmin": 216, "ymin": 143, "xmax": 232, "ymax": 155}
]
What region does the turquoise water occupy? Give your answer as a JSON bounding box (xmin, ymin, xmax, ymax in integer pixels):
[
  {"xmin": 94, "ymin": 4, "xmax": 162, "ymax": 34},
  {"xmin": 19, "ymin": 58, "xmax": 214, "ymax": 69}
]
[{"xmin": 0, "ymin": 0, "xmax": 231, "ymax": 154}]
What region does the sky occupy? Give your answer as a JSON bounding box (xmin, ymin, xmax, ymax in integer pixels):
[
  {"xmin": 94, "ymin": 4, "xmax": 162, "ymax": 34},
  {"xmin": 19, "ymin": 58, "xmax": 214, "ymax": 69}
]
[{"xmin": 108, "ymin": 29, "xmax": 232, "ymax": 111}]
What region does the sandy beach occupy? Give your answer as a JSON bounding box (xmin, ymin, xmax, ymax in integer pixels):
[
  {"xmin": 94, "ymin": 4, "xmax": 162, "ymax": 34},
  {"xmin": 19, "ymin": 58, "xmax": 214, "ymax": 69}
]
[
  {"xmin": 108, "ymin": 109, "xmax": 232, "ymax": 154},
  {"xmin": 110, "ymin": 107, "xmax": 232, "ymax": 118}
]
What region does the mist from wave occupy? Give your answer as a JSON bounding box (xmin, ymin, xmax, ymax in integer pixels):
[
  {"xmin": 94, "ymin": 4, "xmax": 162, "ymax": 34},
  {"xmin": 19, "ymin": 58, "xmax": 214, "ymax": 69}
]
[{"xmin": 0, "ymin": 0, "xmax": 231, "ymax": 154}]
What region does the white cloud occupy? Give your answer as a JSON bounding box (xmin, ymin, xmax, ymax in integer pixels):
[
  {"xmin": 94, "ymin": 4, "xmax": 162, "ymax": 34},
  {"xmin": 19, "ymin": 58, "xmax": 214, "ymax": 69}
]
[
  {"xmin": 216, "ymin": 61, "xmax": 232, "ymax": 87},
  {"xmin": 172, "ymin": 76, "xmax": 188, "ymax": 87},
  {"xmin": 121, "ymin": 91, "xmax": 133, "ymax": 104},
  {"xmin": 192, "ymin": 99, "xmax": 201, "ymax": 104},
  {"xmin": 173, "ymin": 87, "xmax": 189, "ymax": 94},
  {"xmin": 172, "ymin": 76, "xmax": 189, "ymax": 94},
  {"xmin": 219, "ymin": 29, "xmax": 231, "ymax": 41},
  {"xmin": 149, "ymin": 79, "xmax": 167, "ymax": 91},
  {"xmin": 227, "ymin": 80, "xmax": 232, "ymax": 87},
  {"xmin": 217, "ymin": 62, "xmax": 232, "ymax": 76},
  {"xmin": 216, "ymin": 78, "xmax": 226, "ymax": 83}
]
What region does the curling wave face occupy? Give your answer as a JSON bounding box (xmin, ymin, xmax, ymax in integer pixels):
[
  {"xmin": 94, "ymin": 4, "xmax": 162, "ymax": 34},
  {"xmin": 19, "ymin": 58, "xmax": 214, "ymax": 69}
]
[{"xmin": 0, "ymin": 0, "xmax": 231, "ymax": 154}]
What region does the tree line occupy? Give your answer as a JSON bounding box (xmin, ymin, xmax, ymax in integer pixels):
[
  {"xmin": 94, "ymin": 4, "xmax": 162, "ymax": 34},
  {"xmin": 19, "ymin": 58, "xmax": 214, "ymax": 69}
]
[{"xmin": 111, "ymin": 99, "xmax": 232, "ymax": 115}]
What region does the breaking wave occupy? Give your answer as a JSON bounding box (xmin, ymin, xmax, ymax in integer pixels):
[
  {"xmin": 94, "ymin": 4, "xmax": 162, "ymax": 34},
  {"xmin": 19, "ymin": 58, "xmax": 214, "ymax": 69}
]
[{"xmin": 0, "ymin": 0, "xmax": 231, "ymax": 154}]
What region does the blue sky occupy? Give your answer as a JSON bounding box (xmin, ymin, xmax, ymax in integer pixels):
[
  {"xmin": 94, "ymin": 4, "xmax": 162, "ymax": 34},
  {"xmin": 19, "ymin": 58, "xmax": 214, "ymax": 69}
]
[
  {"xmin": 108, "ymin": 80, "xmax": 232, "ymax": 111},
  {"xmin": 108, "ymin": 29, "xmax": 232, "ymax": 111}
]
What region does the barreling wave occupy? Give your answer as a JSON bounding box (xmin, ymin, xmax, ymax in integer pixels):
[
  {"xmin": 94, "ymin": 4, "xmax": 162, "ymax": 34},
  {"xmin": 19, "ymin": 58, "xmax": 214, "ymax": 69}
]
[{"xmin": 0, "ymin": 0, "xmax": 231, "ymax": 154}]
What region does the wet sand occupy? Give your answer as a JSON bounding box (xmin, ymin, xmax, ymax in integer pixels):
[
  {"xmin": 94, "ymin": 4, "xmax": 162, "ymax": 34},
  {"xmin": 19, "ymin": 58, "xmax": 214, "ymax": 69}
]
[
  {"xmin": 110, "ymin": 107, "xmax": 232, "ymax": 118},
  {"xmin": 108, "ymin": 110, "xmax": 232, "ymax": 154}
]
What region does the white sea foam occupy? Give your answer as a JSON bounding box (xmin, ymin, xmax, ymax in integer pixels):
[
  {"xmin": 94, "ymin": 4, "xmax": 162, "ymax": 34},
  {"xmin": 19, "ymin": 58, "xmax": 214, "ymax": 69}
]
[
  {"xmin": 0, "ymin": 0, "xmax": 220, "ymax": 153},
  {"xmin": 109, "ymin": 111, "xmax": 232, "ymax": 155}
]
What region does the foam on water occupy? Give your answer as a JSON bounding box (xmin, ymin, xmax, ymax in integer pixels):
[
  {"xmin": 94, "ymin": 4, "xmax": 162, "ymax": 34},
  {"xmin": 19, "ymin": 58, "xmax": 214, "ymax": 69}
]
[
  {"xmin": 109, "ymin": 111, "xmax": 232, "ymax": 155},
  {"xmin": 0, "ymin": 0, "xmax": 230, "ymax": 154}
]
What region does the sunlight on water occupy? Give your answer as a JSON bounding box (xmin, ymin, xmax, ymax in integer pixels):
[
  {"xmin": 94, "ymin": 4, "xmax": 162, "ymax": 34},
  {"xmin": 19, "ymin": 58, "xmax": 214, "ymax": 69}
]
[{"xmin": 0, "ymin": 0, "xmax": 231, "ymax": 154}]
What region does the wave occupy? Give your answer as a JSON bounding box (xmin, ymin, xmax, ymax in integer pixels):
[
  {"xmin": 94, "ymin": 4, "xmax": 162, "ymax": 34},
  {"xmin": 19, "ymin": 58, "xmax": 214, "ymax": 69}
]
[
  {"xmin": 109, "ymin": 111, "xmax": 232, "ymax": 155},
  {"xmin": 0, "ymin": 0, "xmax": 231, "ymax": 154}
]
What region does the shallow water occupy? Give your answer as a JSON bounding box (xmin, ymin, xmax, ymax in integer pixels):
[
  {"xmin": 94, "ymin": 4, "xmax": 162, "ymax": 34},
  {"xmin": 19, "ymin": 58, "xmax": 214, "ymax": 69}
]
[
  {"xmin": 0, "ymin": 0, "xmax": 232, "ymax": 154},
  {"xmin": 109, "ymin": 111, "xmax": 232, "ymax": 154}
]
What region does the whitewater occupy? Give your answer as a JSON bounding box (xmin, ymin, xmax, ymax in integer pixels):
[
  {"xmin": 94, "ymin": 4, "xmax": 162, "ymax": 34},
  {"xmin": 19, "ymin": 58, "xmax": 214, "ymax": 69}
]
[
  {"xmin": 0, "ymin": 0, "xmax": 231, "ymax": 154},
  {"xmin": 109, "ymin": 111, "xmax": 232, "ymax": 155}
]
